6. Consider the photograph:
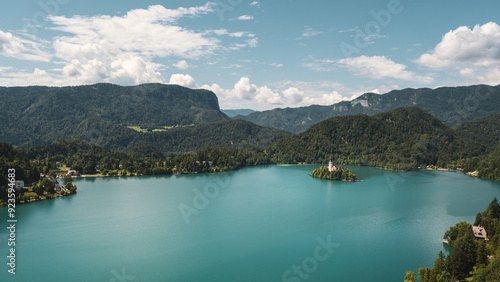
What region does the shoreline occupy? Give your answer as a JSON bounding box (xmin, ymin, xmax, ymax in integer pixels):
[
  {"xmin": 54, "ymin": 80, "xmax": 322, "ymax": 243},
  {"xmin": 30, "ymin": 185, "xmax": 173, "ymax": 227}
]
[
  {"xmin": 0, "ymin": 190, "xmax": 76, "ymax": 207},
  {"xmin": 74, "ymin": 164, "xmax": 469, "ymax": 179},
  {"xmin": 1, "ymin": 164, "xmax": 488, "ymax": 207}
]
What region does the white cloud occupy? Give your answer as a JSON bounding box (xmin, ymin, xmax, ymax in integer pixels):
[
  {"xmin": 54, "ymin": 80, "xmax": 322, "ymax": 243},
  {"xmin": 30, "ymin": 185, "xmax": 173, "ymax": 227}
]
[
  {"xmin": 237, "ymin": 15, "xmax": 254, "ymax": 21},
  {"xmin": 201, "ymin": 77, "xmax": 354, "ymax": 109},
  {"xmin": 282, "ymin": 87, "xmax": 304, "ymax": 104},
  {"xmin": 416, "ymin": 22, "xmax": 500, "ymax": 86},
  {"xmin": 459, "ymin": 67, "xmax": 500, "ymax": 86},
  {"xmin": 250, "ymin": 1, "xmax": 260, "ymax": 8},
  {"xmin": 201, "ymin": 77, "xmax": 283, "ymax": 108},
  {"xmin": 270, "ymin": 79, "xmax": 350, "ymax": 104},
  {"xmin": 416, "ymin": 22, "xmax": 500, "ymax": 68},
  {"xmin": 255, "ymin": 86, "xmax": 282, "ymax": 104},
  {"xmin": 46, "ymin": 4, "xmax": 221, "ymax": 85},
  {"xmin": 246, "ymin": 38, "xmax": 258, "ymax": 47},
  {"xmin": 201, "ymin": 83, "xmax": 224, "ymax": 95},
  {"xmin": 208, "ymin": 29, "xmax": 255, "ymax": 38},
  {"xmin": 50, "ymin": 4, "xmax": 218, "ymax": 59},
  {"xmin": 0, "ymin": 68, "xmax": 63, "ymax": 86},
  {"xmin": 303, "ymin": 91, "xmax": 347, "ymax": 105},
  {"xmin": 0, "ymin": 30, "xmax": 51, "ymax": 62},
  {"xmin": 268, "ymin": 79, "xmax": 394, "ymax": 106},
  {"xmin": 169, "ymin": 74, "xmax": 196, "ymax": 88},
  {"xmin": 478, "ymin": 68, "xmax": 500, "ymax": 85},
  {"xmin": 232, "ymin": 77, "xmax": 256, "ymax": 100},
  {"xmin": 269, "ymin": 63, "xmax": 283, "ymax": 67},
  {"xmin": 173, "ymin": 60, "xmax": 189, "ymax": 69},
  {"xmin": 338, "ymin": 55, "xmax": 433, "ymax": 84},
  {"xmin": 459, "ymin": 68, "xmax": 475, "ymax": 78},
  {"xmin": 0, "ymin": 4, "xmax": 257, "ymax": 86}
]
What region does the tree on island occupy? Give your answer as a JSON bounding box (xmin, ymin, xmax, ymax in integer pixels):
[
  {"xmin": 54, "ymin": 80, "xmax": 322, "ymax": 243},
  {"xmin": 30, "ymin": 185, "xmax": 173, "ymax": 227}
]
[{"xmin": 310, "ymin": 166, "xmax": 358, "ymax": 181}]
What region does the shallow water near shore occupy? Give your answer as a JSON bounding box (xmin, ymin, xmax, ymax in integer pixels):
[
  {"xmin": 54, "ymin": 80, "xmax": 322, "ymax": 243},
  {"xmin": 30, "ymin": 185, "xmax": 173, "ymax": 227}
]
[{"xmin": 1, "ymin": 165, "xmax": 500, "ymax": 281}]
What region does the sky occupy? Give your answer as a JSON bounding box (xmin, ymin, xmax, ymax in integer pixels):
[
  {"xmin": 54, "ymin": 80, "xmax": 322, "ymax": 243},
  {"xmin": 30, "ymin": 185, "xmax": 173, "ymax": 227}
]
[{"xmin": 0, "ymin": 0, "xmax": 499, "ymax": 110}]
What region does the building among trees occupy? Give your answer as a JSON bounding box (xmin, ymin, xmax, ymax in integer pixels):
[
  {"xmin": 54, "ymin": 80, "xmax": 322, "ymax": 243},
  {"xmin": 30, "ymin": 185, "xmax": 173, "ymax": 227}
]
[{"xmin": 328, "ymin": 160, "xmax": 339, "ymax": 172}]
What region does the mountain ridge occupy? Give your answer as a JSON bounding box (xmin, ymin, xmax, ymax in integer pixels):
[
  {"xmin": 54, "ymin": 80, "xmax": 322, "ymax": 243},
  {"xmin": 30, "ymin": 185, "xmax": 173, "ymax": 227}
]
[
  {"xmin": 0, "ymin": 83, "xmax": 231, "ymax": 147},
  {"xmin": 237, "ymin": 84, "xmax": 500, "ymax": 133},
  {"xmin": 0, "ymin": 83, "xmax": 291, "ymax": 153}
]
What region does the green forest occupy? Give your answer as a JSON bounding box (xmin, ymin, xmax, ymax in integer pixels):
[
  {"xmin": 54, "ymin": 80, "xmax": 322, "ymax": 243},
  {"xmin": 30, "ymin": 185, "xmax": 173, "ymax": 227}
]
[
  {"xmin": 455, "ymin": 113, "xmax": 500, "ymax": 149},
  {"xmin": 268, "ymin": 107, "xmax": 486, "ymax": 170},
  {"xmin": 405, "ymin": 198, "xmax": 500, "ymax": 282},
  {"xmin": 0, "ymin": 84, "xmax": 292, "ymax": 154},
  {"xmin": 0, "ymin": 139, "xmax": 274, "ymax": 205}
]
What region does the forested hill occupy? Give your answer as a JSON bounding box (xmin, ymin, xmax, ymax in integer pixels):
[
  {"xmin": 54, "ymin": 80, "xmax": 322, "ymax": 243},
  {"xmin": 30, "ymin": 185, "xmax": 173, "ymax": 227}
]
[
  {"xmin": 0, "ymin": 83, "xmax": 230, "ymax": 147},
  {"xmin": 455, "ymin": 113, "xmax": 500, "ymax": 149},
  {"xmin": 267, "ymin": 107, "xmax": 485, "ymax": 170},
  {"xmin": 237, "ymin": 84, "xmax": 500, "ymax": 133},
  {"xmin": 73, "ymin": 119, "xmax": 291, "ymax": 154}
]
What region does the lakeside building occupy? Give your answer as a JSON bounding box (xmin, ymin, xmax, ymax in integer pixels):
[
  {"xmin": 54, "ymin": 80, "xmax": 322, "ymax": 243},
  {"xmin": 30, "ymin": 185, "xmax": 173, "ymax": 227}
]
[
  {"xmin": 14, "ymin": 180, "xmax": 24, "ymax": 189},
  {"xmin": 472, "ymin": 225, "xmax": 488, "ymax": 240}
]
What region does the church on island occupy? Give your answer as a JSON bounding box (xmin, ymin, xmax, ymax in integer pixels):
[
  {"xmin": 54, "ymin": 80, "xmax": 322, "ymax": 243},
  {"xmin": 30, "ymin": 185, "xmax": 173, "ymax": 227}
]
[{"xmin": 328, "ymin": 160, "xmax": 340, "ymax": 172}]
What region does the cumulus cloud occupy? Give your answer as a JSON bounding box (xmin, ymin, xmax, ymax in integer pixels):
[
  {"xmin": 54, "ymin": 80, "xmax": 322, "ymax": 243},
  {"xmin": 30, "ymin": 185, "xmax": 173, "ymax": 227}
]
[
  {"xmin": 282, "ymin": 87, "xmax": 304, "ymax": 104},
  {"xmin": 204, "ymin": 77, "xmax": 394, "ymax": 109},
  {"xmin": 222, "ymin": 77, "xmax": 282, "ymax": 104},
  {"xmin": 255, "ymin": 86, "xmax": 282, "ymax": 104},
  {"xmin": 50, "ymin": 4, "xmax": 218, "ymax": 59},
  {"xmin": 200, "ymin": 77, "xmax": 354, "ymax": 109},
  {"xmin": 47, "ymin": 4, "xmax": 222, "ymax": 85},
  {"xmin": 200, "ymin": 77, "xmax": 284, "ymax": 107},
  {"xmin": 416, "ymin": 22, "xmax": 500, "ymax": 86},
  {"xmin": 201, "ymin": 83, "xmax": 225, "ymax": 95},
  {"xmin": 270, "ymin": 79, "xmax": 353, "ymax": 105},
  {"xmin": 416, "ymin": 22, "xmax": 500, "ymax": 68},
  {"xmin": 338, "ymin": 55, "xmax": 433, "ymax": 84},
  {"xmin": 169, "ymin": 74, "xmax": 196, "ymax": 88},
  {"xmin": 0, "ymin": 4, "xmax": 258, "ymax": 86}
]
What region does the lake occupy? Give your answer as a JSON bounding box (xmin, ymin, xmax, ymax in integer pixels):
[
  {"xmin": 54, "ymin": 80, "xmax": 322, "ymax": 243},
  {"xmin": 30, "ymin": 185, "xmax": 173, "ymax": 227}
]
[{"xmin": 1, "ymin": 165, "xmax": 500, "ymax": 281}]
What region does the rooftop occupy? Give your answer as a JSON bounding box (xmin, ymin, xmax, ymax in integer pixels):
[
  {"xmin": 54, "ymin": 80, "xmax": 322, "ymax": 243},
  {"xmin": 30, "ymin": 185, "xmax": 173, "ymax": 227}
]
[{"xmin": 472, "ymin": 225, "xmax": 488, "ymax": 240}]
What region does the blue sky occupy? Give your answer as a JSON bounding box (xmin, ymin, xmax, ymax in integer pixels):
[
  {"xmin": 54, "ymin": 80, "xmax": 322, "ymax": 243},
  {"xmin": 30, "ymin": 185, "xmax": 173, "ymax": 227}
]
[{"xmin": 1, "ymin": 0, "xmax": 499, "ymax": 110}]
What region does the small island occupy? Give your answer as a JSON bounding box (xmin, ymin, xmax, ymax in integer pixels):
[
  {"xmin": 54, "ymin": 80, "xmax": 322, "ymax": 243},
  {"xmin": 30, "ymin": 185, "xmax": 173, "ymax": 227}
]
[{"xmin": 311, "ymin": 161, "xmax": 359, "ymax": 181}]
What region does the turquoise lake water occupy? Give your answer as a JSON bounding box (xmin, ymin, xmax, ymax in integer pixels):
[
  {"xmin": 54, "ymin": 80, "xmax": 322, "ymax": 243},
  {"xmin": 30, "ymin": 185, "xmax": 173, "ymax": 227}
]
[{"xmin": 1, "ymin": 165, "xmax": 500, "ymax": 282}]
